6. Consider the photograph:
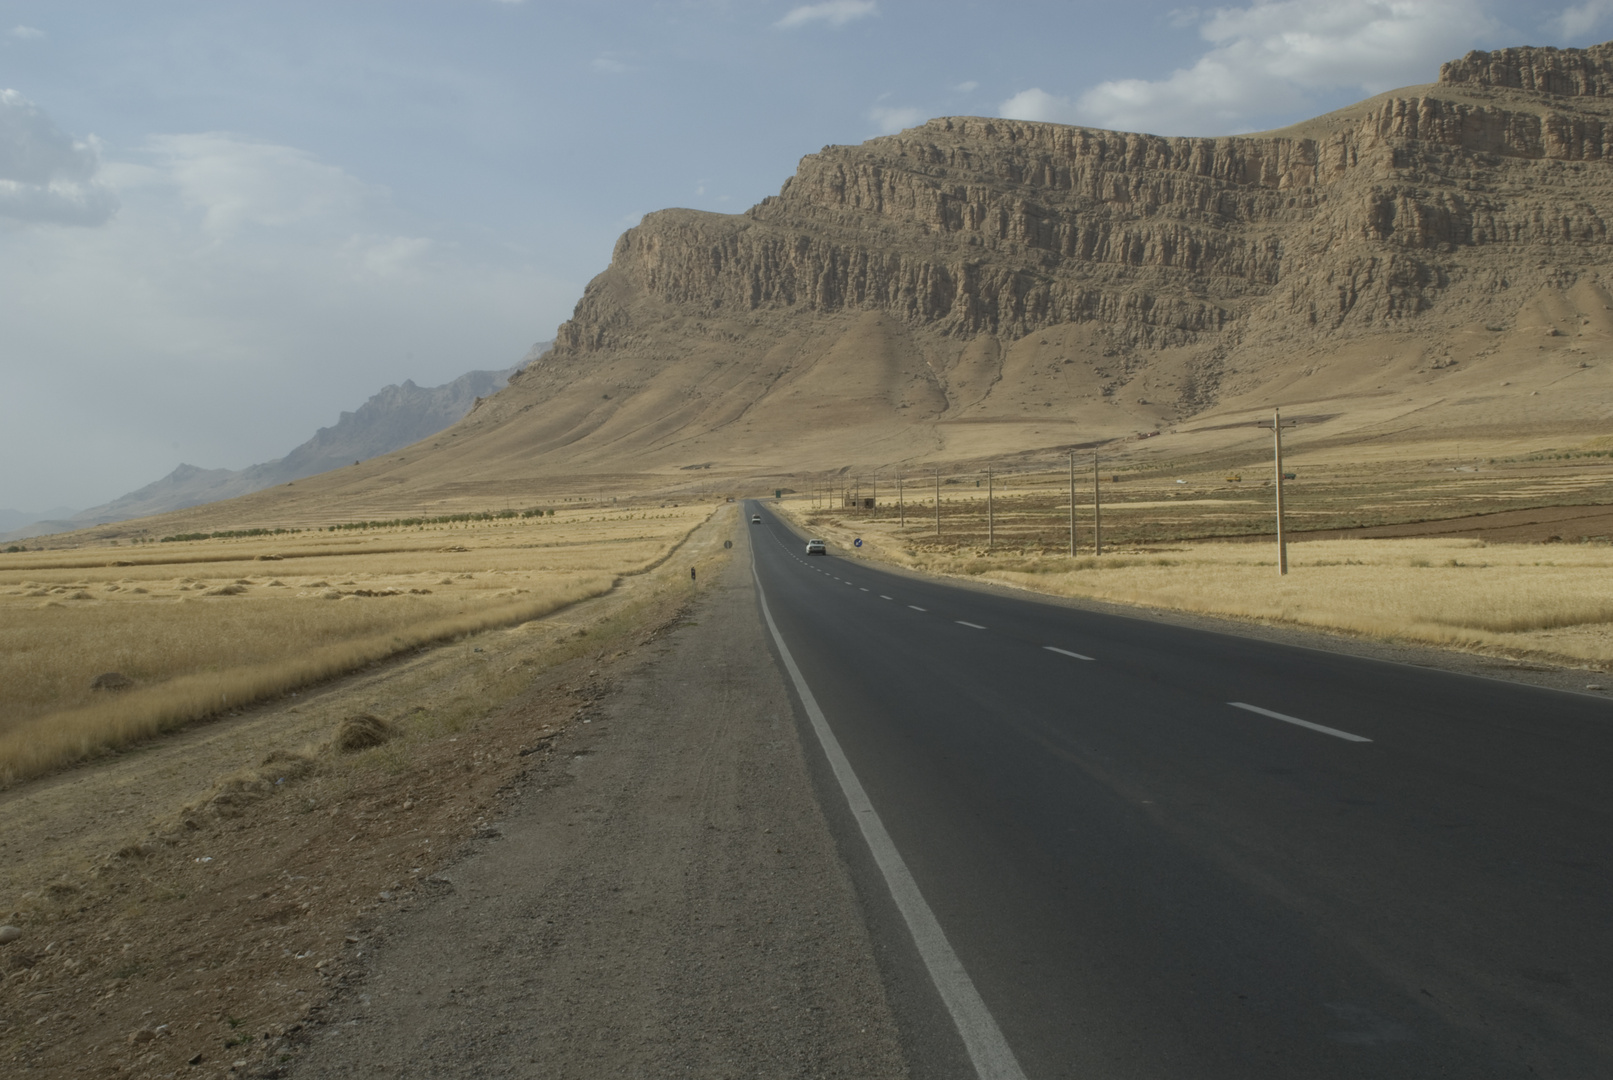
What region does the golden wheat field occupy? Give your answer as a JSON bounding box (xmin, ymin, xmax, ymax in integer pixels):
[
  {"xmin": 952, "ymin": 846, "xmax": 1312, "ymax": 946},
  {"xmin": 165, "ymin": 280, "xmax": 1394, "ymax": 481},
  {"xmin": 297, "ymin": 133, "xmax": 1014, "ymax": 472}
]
[{"xmin": 0, "ymin": 503, "xmax": 713, "ymax": 784}]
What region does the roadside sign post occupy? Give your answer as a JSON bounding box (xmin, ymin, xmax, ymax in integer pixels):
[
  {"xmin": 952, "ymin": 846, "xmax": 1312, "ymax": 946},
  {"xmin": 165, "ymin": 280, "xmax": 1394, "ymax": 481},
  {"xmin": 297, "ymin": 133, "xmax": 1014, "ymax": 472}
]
[
  {"xmin": 1274, "ymin": 407, "xmax": 1288, "ymax": 576},
  {"xmin": 935, "ymin": 470, "xmax": 941, "ymax": 539},
  {"xmin": 898, "ymin": 475, "xmax": 905, "ymax": 528}
]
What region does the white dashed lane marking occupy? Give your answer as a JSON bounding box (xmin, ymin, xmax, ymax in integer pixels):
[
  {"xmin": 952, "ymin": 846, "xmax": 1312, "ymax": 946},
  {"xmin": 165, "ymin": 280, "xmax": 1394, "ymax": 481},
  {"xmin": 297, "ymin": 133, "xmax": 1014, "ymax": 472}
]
[
  {"xmin": 956, "ymin": 621, "xmax": 987, "ymax": 630},
  {"xmin": 1228, "ymin": 702, "xmax": 1372, "ymax": 743},
  {"xmin": 909, "ymin": 605, "xmax": 927, "ymax": 612},
  {"xmin": 1043, "ymin": 646, "xmax": 1094, "ymax": 661}
]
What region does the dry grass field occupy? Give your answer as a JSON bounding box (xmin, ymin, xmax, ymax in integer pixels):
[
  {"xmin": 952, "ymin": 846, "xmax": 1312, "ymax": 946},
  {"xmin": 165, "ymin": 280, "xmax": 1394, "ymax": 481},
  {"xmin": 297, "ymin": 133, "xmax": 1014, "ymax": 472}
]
[
  {"xmin": 0, "ymin": 503, "xmax": 741, "ymax": 1077},
  {"xmin": 784, "ymin": 453, "xmax": 1613, "ymax": 670},
  {"xmin": 0, "ymin": 503, "xmax": 714, "ymax": 785},
  {"xmin": 796, "ymin": 446, "xmax": 1613, "ymax": 550}
]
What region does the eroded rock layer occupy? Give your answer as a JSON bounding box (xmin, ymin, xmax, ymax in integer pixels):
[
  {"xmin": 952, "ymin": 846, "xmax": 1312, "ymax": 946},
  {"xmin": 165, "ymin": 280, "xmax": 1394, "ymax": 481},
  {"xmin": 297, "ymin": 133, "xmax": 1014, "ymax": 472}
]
[{"xmin": 381, "ymin": 42, "xmax": 1613, "ymax": 486}]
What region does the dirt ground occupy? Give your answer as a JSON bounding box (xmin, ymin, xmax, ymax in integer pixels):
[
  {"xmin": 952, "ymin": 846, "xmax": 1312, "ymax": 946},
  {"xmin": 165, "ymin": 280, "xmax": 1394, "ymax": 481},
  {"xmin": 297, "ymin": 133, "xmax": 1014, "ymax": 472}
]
[
  {"xmin": 1280, "ymin": 502, "xmax": 1613, "ymax": 544},
  {"xmin": 0, "ymin": 508, "xmax": 737, "ymax": 1078},
  {"xmin": 285, "ymin": 523, "xmax": 907, "ymax": 1079}
]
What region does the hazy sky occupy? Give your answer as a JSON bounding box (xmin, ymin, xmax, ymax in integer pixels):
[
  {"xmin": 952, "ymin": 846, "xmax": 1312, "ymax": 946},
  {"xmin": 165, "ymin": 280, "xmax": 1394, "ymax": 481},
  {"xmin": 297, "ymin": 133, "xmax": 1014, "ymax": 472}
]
[{"xmin": 2, "ymin": 0, "xmax": 1608, "ymax": 511}]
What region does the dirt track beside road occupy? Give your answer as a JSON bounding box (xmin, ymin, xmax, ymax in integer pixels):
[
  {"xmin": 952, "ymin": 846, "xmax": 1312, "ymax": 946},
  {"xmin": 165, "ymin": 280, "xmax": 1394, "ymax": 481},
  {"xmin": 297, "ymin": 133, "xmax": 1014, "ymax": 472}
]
[{"xmin": 288, "ymin": 528, "xmax": 909, "ymax": 1079}]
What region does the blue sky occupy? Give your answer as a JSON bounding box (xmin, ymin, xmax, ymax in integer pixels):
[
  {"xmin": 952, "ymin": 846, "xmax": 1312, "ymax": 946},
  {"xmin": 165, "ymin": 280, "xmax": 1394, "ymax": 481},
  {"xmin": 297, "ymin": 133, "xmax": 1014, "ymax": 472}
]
[{"xmin": 3, "ymin": 0, "xmax": 1610, "ymax": 511}]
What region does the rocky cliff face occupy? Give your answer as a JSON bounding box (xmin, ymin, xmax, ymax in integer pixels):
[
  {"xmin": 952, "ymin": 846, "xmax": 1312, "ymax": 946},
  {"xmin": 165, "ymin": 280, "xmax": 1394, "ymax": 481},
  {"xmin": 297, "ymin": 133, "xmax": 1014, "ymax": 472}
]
[
  {"xmin": 444, "ymin": 41, "xmax": 1613, "ymax": 480},
  {"xmin": 542, "ymin": 43, "xmax": 1613, "ymax": 376},
  {"xmin": 1441, "ymin": 42, "xmax": 1613, "ymax": 96}
]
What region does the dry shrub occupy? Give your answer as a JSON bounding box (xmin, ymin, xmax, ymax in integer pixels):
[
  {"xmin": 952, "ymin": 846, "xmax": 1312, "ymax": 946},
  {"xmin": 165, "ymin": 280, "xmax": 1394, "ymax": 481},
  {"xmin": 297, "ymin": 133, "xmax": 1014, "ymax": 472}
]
[
  {"xmin": 260, "ymin": 747, "xmax": 318, "ymax": 779},
  {"xmin": 333, "ymin": 713, "xmax": 393, "ymax": 752},
  {"xmin": 178, "ymin": 769, "xmax": 275, "ymax": 826}
]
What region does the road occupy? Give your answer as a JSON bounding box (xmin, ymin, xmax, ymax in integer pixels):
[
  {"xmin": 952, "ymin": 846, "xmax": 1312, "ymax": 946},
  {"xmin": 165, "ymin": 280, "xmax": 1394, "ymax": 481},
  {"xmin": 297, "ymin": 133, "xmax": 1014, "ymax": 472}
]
[{"xmin": 746, "ymin": 502, "xmax": 1613, "ymax": 1079}]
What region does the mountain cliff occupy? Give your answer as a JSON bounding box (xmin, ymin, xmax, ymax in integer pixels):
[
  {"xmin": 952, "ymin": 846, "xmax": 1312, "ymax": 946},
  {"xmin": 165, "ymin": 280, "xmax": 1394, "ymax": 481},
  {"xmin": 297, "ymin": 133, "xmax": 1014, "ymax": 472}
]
[
  {"xmin": 47, "ymin": 42, "xmax": 1613, "ymax": 536},
  {"xmin": 439, "ymin": 40, "xmax": 1613, "ymax": 477}
]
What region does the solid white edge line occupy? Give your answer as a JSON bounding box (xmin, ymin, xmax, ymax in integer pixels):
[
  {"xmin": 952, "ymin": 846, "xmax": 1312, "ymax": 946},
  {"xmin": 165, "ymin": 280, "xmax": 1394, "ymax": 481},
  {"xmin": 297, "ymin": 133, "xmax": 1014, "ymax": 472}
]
[
  {"xmin": 1228, "ymin": 702, "xmax": 1372, "ymax": 743},
  {"xmin": 1043, "ymin": 646, "xmax": 1094, "ymax": 661},
  {"xmin": 750, "ymin": 556, "xmax": 1027, "ymax": 1080},
  {"xmin": 956, "ymin": 621, "xmax": 988, "ymax": 630}
]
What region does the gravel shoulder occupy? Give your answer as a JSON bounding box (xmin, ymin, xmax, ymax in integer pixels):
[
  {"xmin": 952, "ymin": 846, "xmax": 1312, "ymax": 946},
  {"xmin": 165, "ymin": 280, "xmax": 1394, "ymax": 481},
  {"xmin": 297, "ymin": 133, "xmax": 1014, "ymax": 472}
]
[{"xmin": 288, "ymin": 524, "xmax": 909, "ymax": 1079}]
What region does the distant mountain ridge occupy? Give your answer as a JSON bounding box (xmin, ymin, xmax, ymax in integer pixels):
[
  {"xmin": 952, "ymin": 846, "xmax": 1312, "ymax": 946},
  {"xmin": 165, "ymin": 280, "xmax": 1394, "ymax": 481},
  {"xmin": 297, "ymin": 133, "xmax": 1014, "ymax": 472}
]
[{"xmin": 2, "ymin": 349, "xmax": 547, "ymax": 541}]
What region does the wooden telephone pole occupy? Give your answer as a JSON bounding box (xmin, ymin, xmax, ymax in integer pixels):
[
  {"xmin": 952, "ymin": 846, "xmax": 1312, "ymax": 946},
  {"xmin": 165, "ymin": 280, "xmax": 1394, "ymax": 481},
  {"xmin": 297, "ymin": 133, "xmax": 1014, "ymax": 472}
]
[
  {"xmin": 986, "ymin": 466, "xmax": 994, "ymax": 551},
  {"xmin": 935, "ymin": 470, "xmax": 942, "ymax": 538},
  {"xmin": 1093, "ymin": 455, "xmax": 1103, "ymax": 557},
  {"xmin": 1274, "ymin": 407, "xmax": 1288, "ymax": 576},
  {"xmin": 1068, "ymin": 451, "xmax": 1077, "ymax": 556},
  {"xmin": 898, "ymin": 475, "xmax": 905, "ymax": 527}
]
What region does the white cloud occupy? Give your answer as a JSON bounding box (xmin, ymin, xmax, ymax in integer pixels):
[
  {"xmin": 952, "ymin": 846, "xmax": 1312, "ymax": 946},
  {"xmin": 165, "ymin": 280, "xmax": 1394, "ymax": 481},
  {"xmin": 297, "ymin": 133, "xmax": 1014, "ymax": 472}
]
[
  {"xmin": 9, "ymin": 25, "xmax": 44, "ymax": 39},
  {"xmin": 145, "ymin": 133, "xmax": 369, "ymax": 237},
  {"xmin": 350, "ymin": 234, "xmax": 433, "ymax": 278},
  {"xmin": 0, "ymin": 89, "xmax": 117, "ymax": 225},
  {"xmin": 1001, "ymin": 0, "xmax": 1500, "ymax": 136},
  {"xmin": 954, "ymin": 80, "xmax": 979, "ymax": 93},
  {"xmin": 1554, "ymin": 0, "xmax": 1613, "ymax": 36},
  {"xmin": 776, "ymin": 1, "xmax": 877, "ymax": 30},
  {"xmin": 869, "ymin": 104, "xmax": 924, "ymax": 133},
  {"xmin": 998, "ymin": 88, "xmax": 1082, "ymax": 125}
]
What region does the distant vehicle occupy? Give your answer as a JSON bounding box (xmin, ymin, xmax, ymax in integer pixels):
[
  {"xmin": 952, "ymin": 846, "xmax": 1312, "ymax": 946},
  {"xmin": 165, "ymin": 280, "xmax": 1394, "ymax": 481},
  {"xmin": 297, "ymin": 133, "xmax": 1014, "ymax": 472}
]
[
  {"xmin": 751, "ymin": 514, "xmax": 761, "ymax": 524},
  {"xmin": 805, "ymin": 538, "xmax": 827, "ymax": 555}
]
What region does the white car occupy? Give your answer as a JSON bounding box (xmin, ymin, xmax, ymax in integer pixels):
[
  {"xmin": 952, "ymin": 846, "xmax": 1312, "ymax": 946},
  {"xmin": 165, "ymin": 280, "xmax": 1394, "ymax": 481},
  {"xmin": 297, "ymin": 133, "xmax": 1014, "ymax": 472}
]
[
  {"xmin": 805, "ymin": 538, "xmax": 827, "ymax": 555},
  {"xmin": 751, "ymin": 514, "xmax": 761, "ymax": 523}
]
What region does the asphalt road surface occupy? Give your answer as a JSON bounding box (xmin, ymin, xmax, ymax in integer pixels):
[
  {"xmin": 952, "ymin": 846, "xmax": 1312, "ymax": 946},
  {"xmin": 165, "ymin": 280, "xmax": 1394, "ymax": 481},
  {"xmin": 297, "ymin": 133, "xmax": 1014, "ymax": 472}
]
[{"xmin": 747, "ymin": 502, "xmax": 1613, "ymax": 1079}]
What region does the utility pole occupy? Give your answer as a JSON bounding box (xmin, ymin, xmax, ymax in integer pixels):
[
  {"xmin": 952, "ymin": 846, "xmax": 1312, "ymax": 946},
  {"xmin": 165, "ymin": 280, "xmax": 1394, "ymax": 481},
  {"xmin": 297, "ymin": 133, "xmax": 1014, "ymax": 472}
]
[
  {"xmin": 1093, "ymin": 454, "xmax": 1103, "ymax": 557},
  {"xmin": 1069, "ymin": 451, "xmax": 1077, "ymax": 556},
  {"xmin": 1274, "ymin": 407, "xmax": 1288, "ymax": 576},
  {"xmin": 872, "ymin": 470, "xmax": 877, "ymax": 512},
  {"xmin": 898, "ymin": 475, "xmax": 905, "ymax": 527},
  {"xmin": 987, "ymin": 466, "xmax": 994, "ymax": 551},
  {"xmin": 935, "ymin": 470, "xmax": 942, "ymax": 538}
]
